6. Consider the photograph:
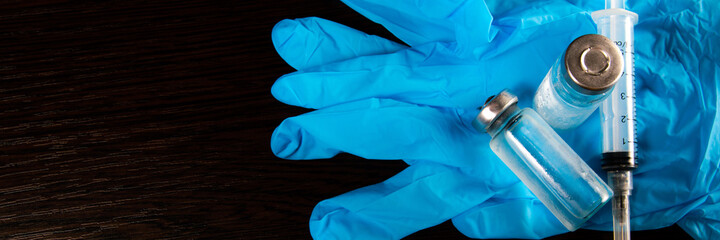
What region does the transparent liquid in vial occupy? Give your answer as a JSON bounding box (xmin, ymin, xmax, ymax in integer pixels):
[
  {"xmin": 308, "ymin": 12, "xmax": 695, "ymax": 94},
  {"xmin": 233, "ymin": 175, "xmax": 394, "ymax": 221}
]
[{"xmin": 489, "ymin": 109, "xmax": 612, "ymax": 230}]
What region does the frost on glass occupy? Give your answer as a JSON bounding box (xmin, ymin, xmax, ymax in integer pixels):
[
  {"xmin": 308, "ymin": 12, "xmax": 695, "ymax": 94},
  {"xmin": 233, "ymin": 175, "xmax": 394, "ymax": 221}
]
[{"xmin": 533, "ymin": 57, "xmax": 613, "ymax": 130}]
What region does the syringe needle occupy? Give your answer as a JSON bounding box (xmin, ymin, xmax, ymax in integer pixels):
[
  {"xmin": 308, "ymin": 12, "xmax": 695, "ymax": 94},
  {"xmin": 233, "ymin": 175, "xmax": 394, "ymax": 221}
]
[{"xmin": 609, "ymin": 170, "xmax": 632, "ymax": 240}]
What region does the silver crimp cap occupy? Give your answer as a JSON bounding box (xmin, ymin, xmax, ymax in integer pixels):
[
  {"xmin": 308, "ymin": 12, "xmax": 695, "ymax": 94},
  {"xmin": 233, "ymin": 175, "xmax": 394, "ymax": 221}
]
[
  {"xmin": 564, "ymin": 34, "xmax": 624, "ymax": 95},
  {"xmin": 472, "ymin": 90, "xmax": 518, "ymax": 133}
]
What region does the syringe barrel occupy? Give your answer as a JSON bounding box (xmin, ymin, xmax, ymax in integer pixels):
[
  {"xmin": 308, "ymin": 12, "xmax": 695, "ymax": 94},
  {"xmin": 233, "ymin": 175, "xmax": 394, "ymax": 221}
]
[
  {"xmin": 594, "ymin": 6, "xmax": 638, "ymax": 240},
  {"xmin": 592, "ymin": 10, "xmax": 638, "ymax": 157}
]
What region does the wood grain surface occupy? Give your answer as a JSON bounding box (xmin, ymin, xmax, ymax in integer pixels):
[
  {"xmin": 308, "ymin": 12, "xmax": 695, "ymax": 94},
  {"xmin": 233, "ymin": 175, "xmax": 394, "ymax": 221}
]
[{"xmin": 0, "ymin": 0, "xmax": 692, "ymax": 239}]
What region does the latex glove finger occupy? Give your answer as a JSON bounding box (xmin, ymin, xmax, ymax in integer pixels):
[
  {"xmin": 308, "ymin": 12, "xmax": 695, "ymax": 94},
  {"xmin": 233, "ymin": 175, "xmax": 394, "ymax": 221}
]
[
  {"xmin": 451, "ymin": 182, "xmax": 569, "ymax": 239},
  {"xmin": 272, "ymin": 9, "xmax": 595, "ymax": 109},
  {"xmin": 310, "ymin": 162, "xmax": 519, "ymax": 240},
  {"xmin": 271, "ymin": 98, "xmax": 608, "ymax": 170},
  {"xmin": 271, "ymin": 17, "xmax": 406, "ymax": 70},
  {"xmin": 271, "ymin": 98, "xmax": 507, "ymax": 170},
  {"xmin": 340, "ymin": 0, "xmax": 495, "ymax": 53}
]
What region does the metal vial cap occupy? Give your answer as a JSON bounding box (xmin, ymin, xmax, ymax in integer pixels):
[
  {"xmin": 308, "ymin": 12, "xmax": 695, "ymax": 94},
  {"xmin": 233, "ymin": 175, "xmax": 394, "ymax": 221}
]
[
  {"xmin": 564, "ymin": 34, "xmax": 624, "ymax": 95},
  {"xmin": 472, "ymin": 90, "xmax": 518, "ymax": 134}
]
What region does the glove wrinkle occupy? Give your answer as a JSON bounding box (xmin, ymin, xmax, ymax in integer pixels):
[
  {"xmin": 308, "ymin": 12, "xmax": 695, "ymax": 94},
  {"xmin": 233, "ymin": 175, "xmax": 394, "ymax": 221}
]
[{"xmin": 678, "ymin": 191, "xmax": 720, "ymax": 240}]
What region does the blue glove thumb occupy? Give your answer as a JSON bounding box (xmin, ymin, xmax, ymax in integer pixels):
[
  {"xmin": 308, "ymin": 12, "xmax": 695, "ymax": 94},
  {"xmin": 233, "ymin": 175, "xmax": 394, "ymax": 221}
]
[{"xmin": 309, "ymin": 162, "xmax": 520, "ymax": 240}]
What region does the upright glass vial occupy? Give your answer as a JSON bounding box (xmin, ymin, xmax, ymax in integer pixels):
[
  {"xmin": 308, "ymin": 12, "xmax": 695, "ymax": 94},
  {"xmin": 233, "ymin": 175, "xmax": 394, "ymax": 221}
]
[
  {"xmin": 533, "ymin": 34, "xmax": 623, "ymax": 129},
  {"xmin": 473, "ymin": 90, "xmax": 612, "ymax": 231}
]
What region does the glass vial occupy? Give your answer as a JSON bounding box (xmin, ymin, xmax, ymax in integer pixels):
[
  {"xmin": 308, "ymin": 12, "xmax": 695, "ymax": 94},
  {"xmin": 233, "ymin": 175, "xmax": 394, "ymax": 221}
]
[
  {"xmin": 472, "ymin": 90, "xmax": 612, "ymax": 231},
  {"xmin": 533, "ymin": 34, "xmax": 623, "ymax": 130}
]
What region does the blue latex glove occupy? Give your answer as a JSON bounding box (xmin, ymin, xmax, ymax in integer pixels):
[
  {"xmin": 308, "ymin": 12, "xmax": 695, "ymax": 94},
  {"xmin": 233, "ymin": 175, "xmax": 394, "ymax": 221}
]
[
  {"xmin": 272, "ymin": 1, "xmax": 594, "ymax": 238},
  {"xmin": 270, "ymin": 0, "xmax": 720, "ymax": 239}
]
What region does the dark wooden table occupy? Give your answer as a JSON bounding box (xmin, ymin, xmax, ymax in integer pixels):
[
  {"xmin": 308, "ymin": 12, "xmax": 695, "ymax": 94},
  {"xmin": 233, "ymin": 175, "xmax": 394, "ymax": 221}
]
[{"xmin": 0, "ymin": 0, "xmax": 692, "ymax": 239}]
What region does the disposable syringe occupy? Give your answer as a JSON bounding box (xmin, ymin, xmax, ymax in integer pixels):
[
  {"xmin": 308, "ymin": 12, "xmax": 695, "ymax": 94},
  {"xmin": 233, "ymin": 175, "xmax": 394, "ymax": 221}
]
[{"xmin": 591, "ymin": 1, "xmax": 638, "ymax": 240}]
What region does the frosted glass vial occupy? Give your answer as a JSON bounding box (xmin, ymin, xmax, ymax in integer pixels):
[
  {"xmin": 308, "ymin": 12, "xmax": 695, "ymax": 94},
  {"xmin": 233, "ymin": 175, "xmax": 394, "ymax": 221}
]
[{"xmin": 533, "ymin": 34, "xmax": 623, "ymax": 130}]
